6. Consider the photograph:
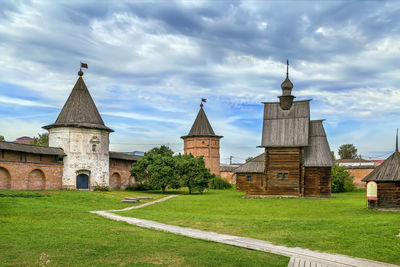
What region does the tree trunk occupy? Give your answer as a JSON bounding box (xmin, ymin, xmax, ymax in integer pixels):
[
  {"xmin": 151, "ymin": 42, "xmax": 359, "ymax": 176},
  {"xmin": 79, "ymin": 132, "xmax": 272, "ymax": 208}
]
[
  {"xmin": 161, "ymin": 186, "xmax": 166, "ymax": 193},
  {"xmin": 188, "ymin": 186, "xmax": 192, "ymax": 194}
]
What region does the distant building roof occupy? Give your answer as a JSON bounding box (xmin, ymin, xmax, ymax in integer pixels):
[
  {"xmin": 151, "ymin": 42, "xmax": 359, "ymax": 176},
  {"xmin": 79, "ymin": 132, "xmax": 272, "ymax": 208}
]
[
  {"xmin": 220, "ymin": 163, "xmax": 242, "ymax": 172},
  {"xmin": 0, "ymin": 141, "xmax": 65, "ymax": 156},
  {"xmin": 336, "ymin": 158, "xmax": 373, "ymax": 163},
  {"xmin": 43, "ymin": 71, "xmax": 113, "ymax": 132},
  {"xmin": 234, "ymin": 153, "xmax": 265, "ymax": 173},
  {"xmin": 181, "ymin": 104, "xmax": 222, "ymax": 139},
  {"xmin": 362, "ymin": 152, "xmax": 400, "ymax": 182},
  {"xmin": 260, "ymin": 100, "xmax": 310, "ymax": 147},
  {"xmin": 109, "ymin": 151, "xmax": 141, "ymax": 161},
  {"xmin": 304, "ymin": 120, "xmax": 334, "ymax": 167},
  {"xmin": 13, "ymin": 136, "xmax": 33, "ymax": 145}
]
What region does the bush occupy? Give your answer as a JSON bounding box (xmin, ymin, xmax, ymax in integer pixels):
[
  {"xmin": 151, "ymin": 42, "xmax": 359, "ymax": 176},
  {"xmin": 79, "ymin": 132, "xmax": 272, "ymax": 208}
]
[
  {"xmin": 93, "ymin": 185, "xmax": 111, "ymax": 191},
  {"xmin": 331, "ymin": 165, "xmax": 355, "ymax": 193},
  {"xmin": 125, "ymin": 182, "xmax": 156, "ymax": 191},
  {"xmin": 209, "ymin": 175, "xmax": 232, "ymax": 189}
]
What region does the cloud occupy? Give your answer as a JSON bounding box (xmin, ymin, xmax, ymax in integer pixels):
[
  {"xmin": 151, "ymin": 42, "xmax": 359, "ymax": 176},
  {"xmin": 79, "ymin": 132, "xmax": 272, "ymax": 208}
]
[{"xmin": 1, "ymin": 0, "xmax": 400, "ymax": 159}]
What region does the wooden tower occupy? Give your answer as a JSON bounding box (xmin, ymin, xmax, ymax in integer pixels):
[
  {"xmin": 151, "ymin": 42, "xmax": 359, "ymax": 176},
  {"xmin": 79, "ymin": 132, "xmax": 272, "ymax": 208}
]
[{"xmin": 181, "ymin": 102, "xmax": 223, "ymax": 175}]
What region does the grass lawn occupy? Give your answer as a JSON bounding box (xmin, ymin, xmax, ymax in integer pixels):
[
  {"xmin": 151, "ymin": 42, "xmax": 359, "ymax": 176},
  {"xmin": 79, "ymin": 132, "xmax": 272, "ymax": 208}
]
[
  {"xmin": 0, "ymin": 190, "xmax": 288, "ymax": 266},
  {"xmin": 118, "ymin": 188, "xmax": 400, "ymax": 265}
]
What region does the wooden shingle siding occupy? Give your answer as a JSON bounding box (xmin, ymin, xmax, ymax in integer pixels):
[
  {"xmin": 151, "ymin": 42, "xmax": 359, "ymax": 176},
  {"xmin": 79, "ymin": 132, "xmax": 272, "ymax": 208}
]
[{"xmin": 304, "ymin": 121, "xmax": 334, "ymax": 167}]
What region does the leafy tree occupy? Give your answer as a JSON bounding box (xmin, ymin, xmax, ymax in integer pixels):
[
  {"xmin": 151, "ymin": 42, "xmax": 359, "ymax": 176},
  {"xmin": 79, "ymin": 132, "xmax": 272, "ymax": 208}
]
[
  {"xmin": 209, "ymin": 174, "xmax": 232, "ymax": 189},
  {"xmin": 245, "ymin": 157, "xmax": 254, "ymax": 163},
  {"xmin": 331, "ymin": 151, "xmax": 336, "ymax": 161},
  {"xmin": 0, "ymin": 135, "xmax": 4, "ymax": 141},
  {"xmin": 338, "ymin": 144, "xmax": 357, "ymax": 159},
  {"xmin": 30, "ymin": 133, "xmax": 49, "ymax": 147},
  {"xmin": 175, "ymin": 154, "xmax": 211, "ymax": 194},
  {"xmin": 131, "ymin": 146, "xmax": 179, "ymax": 193},
  {"xmin": 331, "ymin": 165, "xmax": 355, "ymax": 193}
]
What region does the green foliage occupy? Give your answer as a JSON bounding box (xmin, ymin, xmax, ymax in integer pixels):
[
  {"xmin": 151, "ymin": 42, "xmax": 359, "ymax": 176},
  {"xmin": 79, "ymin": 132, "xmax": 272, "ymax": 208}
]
[
  {"xmin": 338, "ymin": 144, "xmax": 358, "ymax": 159},
  {"xmin": 0, "ymin": 135, "xmax": 4, "ymax": 141},
  {"xmin": 331, "ymin": 151, "xmax": 336, "ymax": 161},
  {"xmin": 93, "ymin": 185, "xmax": 111, "ymax": 191},
  {"xmin": 209, "ymin": 175, "xmax": 232, "ymax": 189},
  {"xmin": 30, "ymin": 133, "xmax": 49, "ymax": 147},
  {"xmin": 131, "ymin": 146, "xmax": 179, "ymax": 193},
  {"xmin": 331, "ymin": 165, "xmax": 355, "ymax": 193},
  {"xmin": 175, "ymin": 154, "xmax": 210, "ymax": 194},
  {"xmin": 125, "ymin": 182, "xmax": 157, "ymax": 191}
]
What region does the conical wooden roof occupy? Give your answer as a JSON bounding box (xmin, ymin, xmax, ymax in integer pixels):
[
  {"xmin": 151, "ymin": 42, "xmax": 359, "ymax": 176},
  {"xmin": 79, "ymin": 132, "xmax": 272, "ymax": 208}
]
[
  {"xmin": 43, "ymin": 72, "xmax": 113, "ymax": 132},
  {"xmin": 362, "ymin": 152, "xmax": 400, "ymax": 182},
  {"xmin": 181, "ymin": 104, "xmax": 222, "ymax": 139}
]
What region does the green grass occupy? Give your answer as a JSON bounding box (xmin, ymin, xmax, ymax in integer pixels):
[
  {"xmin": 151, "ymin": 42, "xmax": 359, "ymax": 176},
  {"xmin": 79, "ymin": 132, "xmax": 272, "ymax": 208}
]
[
  {"xmin": 118, "ymin": 189, "xmax": 400, "ymax": 265},
  {"xmin": 0, "ymin": 190, "xmax": 288, "ymax": 266}
]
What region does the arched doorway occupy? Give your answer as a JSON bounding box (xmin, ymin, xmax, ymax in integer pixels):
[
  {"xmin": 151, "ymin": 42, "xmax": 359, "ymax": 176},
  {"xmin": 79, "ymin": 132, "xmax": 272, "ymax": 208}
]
[
  {"xmin": 0, "ymin": 167, "xmax": 11, "ymax": 190},
  {"xmin": 76, "ymin": 173, "xmax": 89, "ymax": 189},
  {"xmin": 28, "ymin": 169, "xmax": 45, "ymax": 190},
  {"xmin": 110, "ymin": 172, "xmax": 121, "ymax": 189}
]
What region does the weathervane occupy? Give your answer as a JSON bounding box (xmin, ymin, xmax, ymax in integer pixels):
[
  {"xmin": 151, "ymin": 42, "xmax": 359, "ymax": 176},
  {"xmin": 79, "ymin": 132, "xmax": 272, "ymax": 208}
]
[
  {"xmin": 286, "ymin": 59, "xmax": 289, "ymax": 78},
  {"xmin": 200, "ymin": 98, "xmax": 207, "ymax": 108},
  {"xmin": 78, "ymin": 61, "xmax": 88, "ymax": 76}
]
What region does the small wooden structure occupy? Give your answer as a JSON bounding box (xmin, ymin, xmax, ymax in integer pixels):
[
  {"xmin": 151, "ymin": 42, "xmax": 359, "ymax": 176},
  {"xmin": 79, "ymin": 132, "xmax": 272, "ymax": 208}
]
[
  {"xmin": 362, "ymin": 133, "xmax": 400, "ymax": 210},
  {"xmin": 236, "ymin": 61, "xmax": 334, "ymax": 197}
]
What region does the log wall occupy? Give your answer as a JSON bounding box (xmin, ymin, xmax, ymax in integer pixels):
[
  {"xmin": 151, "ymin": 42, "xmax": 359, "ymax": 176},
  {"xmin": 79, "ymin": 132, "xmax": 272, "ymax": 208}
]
[
  {"xmin": 236, "ymin": 173, "xmax": 266, "ymax": 195},
  {"xmin": 265, "ymin": 147, "xmax": 302, "ymax": 196},
  {"xmin": 304, "ymin": 167, "xmax": 331, "ymax": 197},
  {"xmin": 368, "ymin": 182, "xmax": 400, "ymax": 209}
]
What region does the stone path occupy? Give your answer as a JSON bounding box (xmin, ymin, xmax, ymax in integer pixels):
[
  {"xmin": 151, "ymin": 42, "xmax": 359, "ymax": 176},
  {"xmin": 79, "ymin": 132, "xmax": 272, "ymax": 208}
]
[{"xmin": 91, "ymin": 195, "xmax": 399, "ymax": 267}]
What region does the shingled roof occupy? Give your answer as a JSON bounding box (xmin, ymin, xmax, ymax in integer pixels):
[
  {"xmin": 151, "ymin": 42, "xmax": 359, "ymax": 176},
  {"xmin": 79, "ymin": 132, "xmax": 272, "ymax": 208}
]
[
  {"xmin": 43, "ymin": 71, "xmax": 113, "ymax": 132},
  {"xmin": 181, "ymin": 104, "xmax": 222, "ymax": 139},
  {"xmin": 234, "ymin": 153, "xmax": 265, "ymax": 173},
  {"xmin": 362, "ymin": 152, "xmax": 400, "ymax": 182},
  {"xmin": 109, "ymin": 151, "xmax": 141, "ymax": 161},
  {"xmin": 304, "ymin": 120, "xmax": 334, "ymax": 167},
  {"xmin": 260, "ymin": 100, "xmax": 310, "ymax": 147},
  {"xmin": 0, "ymin": 141, "xmax": 65, "ymax": 156}
]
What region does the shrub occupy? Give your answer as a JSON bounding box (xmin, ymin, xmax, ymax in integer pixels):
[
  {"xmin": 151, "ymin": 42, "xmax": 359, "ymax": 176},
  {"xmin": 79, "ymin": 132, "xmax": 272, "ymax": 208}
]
[
  {"xmin": 125, "ymin": 182, "xmax": 156, "ymax": 191},
  {"xmin": 93, "ymin": 185, "xmax": 111, "ymax": 191},
  {"xmin": 331, "ymin": 165, "xmax": 355, "ymax": 193},
  {"xmin": 209, "ymin": 175, "xmax": 232, "ymax": 189}
]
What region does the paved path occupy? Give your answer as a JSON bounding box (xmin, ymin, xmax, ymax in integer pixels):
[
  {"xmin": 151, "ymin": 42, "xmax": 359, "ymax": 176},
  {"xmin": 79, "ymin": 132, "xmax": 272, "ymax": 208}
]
[{"xmin": 91, "ymin": 195, "xmax": 399, "ymax": 267}]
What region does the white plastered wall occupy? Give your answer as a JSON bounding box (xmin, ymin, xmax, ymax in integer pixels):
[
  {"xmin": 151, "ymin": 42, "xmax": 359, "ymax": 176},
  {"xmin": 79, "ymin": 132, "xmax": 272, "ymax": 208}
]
[{"xmin": 48, "ymin": 127, "xmax": 109, "ymax": 189}]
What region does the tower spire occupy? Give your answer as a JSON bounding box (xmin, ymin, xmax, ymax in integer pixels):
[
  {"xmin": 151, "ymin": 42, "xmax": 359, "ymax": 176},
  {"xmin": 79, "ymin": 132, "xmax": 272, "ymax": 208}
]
[
  {"xmin": 286, "ymin": 59, "xmax": 289, "ymax": 78},
  {"xmin": 396, "ymin": 128, "xmax": 398, "ymax": 153}
]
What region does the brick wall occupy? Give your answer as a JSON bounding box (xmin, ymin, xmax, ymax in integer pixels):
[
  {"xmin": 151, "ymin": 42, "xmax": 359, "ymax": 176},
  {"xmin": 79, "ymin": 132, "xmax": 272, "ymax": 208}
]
[
  {"xmin": 109, "ymin": 158, "xmax": 136, "ymax": 189},
  {"xmin": 0, "ymin": 161, "xmax": 62, "ymax": 190},
  {"xmin": 346, "ymin": 168, "xmax": 373, "ymax": 188},
  {"xmin": 0, "ymin": 150, "xmax": 63, "ymax": 190},
  {"xmin": 220, "ymin": 171, "xmax": 236, "ymax": 184},
  {"xmin": 183, "ymin": 136, "xmax": 221, "ymax": 175}
]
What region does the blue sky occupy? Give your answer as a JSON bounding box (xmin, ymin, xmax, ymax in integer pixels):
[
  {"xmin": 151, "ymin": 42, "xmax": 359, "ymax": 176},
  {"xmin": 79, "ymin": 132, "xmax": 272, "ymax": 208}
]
[{"xmin": 1, "ymin": 0, "xmax": 400, "ymax": 163}]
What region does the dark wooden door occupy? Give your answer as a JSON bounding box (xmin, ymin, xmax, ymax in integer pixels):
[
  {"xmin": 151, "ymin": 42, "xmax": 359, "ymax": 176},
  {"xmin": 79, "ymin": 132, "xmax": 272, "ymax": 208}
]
[{"xmin": 77, "ymin": 174, "xmax": 89, "ymax": 189}]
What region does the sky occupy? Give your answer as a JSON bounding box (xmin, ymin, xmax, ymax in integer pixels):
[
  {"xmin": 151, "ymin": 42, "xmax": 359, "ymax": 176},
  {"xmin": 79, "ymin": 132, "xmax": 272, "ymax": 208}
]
[{"xmin": 1, "ymin": 0, "xmax": 400, "ymax": 163}]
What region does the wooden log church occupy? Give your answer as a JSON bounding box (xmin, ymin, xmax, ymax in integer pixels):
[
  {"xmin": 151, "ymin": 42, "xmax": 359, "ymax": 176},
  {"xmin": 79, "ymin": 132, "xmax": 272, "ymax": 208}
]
[{"xmin": 236, "ymin": 61, "xmax": 334, "ymax": 197}]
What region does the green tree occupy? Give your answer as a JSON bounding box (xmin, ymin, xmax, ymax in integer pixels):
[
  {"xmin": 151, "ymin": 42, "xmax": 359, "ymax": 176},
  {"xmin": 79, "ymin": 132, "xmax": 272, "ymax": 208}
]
[
  {"xmin": 175, "ymin": 154, "xmax": 211, "ymax": 194},
  {"xmin": 331, "ymin": 165, "xmax": 355, "ymax": 193},
  {"xmin": 131, "ymin": 146, "xmax": 179, "ymax": 193},
  {"xmin": 338, "ymin": 144, "xmax": 357, "ymax": 159},
  {"xmin": 0, "ymin": 135, "xmax": 4, "ymax": 142},
  {"xmin": 331, "ymin": 151, "xmax": 336, "ymax": 161},
  {"xmin": 30, "ymin": 133, "xmax": 49, "ymax": 147}
]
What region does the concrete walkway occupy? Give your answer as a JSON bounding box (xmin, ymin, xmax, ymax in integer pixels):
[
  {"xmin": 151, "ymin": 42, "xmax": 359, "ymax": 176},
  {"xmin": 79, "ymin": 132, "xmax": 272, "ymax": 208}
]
[{"xmin": 91, "ymin": 195, "xmax": 399, "ymax": 267}]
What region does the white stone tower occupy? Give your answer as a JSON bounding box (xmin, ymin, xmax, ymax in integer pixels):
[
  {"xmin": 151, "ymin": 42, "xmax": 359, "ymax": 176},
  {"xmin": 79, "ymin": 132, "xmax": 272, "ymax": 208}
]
[{"xmin": 43, "ymin": 69, "xmax": 113, "ymax": 189}]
